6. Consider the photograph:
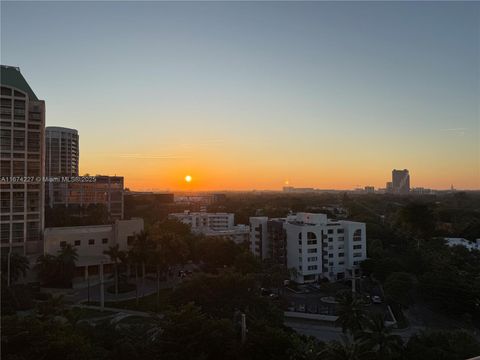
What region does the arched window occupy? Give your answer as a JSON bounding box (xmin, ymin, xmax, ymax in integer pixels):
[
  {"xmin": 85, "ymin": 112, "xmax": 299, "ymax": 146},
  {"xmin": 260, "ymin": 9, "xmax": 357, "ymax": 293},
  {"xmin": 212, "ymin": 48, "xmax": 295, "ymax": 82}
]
[
  {"xmin": 307, "ymin": 232, "xmax": 317, "ymax": 245},
  {"xmin": 353, "ymin": 229, "xmax": 362, "ymax": 242}
]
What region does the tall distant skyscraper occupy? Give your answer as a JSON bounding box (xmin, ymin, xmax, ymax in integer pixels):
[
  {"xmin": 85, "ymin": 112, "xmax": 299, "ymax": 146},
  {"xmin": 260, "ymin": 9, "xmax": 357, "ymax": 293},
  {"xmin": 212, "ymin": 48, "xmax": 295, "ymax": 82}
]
[
  {"xmin": 392, "ymin": 169, "xmax": 410, "ymax": 194},
  {"xmin": 0, "ymin": 65, "xmax": 45, "ymax": 255},
  {"xmin": 45, "ymin": 126, "xmax": 79, "ymax": 177}
]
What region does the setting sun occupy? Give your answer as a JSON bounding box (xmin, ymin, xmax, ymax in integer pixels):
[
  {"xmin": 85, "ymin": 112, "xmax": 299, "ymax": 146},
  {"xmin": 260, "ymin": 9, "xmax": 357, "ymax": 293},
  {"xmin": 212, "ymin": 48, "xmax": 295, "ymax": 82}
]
[{"xmin": 185, "ymin": 175, "xmax": 192, "ymax": 183}]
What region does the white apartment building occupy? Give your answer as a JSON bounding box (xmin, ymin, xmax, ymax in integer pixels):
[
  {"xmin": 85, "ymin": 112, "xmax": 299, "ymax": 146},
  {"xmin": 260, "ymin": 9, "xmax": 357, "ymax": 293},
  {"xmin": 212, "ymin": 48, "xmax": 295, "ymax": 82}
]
[
  {"xmin": 285, "ymin": 213, "xmax": 366, "ymax": 283},
  {"xmin": 169, "ymin": 211, "xmax": 248, "ymax": 244},
  {"xmin": 249, "ymin": 213, "xmax": 367, "ymax": 283},
  {"xmin": 169, "ymin": 211, "xmax": 234, "ymax": 232},
  {"xmin": 44, "ymin": 218, "xmax": 144, "ymax": 287}
]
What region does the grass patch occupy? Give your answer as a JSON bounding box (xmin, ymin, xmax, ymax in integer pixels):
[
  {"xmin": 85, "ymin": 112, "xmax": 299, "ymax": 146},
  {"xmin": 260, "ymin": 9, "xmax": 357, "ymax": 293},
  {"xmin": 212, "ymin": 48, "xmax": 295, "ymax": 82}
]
[{"xmin": 85, "ymin": 288, "xmax": 173, "ymax": 313}]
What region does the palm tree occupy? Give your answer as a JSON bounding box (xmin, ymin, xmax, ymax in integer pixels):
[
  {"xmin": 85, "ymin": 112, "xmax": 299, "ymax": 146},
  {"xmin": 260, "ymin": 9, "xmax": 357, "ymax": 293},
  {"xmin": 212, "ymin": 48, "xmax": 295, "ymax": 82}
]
[
  {"xmin": 1, "ymin": 252, "xmax": 29, "ymax": 286},
  {"xmin": 320, "ymin": 336, "xmax": 372, "ymax": 360},
  {"xmin": 132, "ymin": 231, "xmax": 155, "ymax": 297},
  {"xmin": 149, "ymin": 248, "xmax": 167, "ymax": 310},
  {"xmin": 127, "ymin": 248, "xmax": 141, "ymax": 306},
  {"xmin": 57, "ymin": 244, "xmax": 78, "ymax": 287},
  {"xmin": 335, "ymin": 290, "xmax": 368, "ymax": 335},
  {"xmin": 356, "ymin": 314, "xmax": 403, "ymax": 359},
  {"xmin": 103, "ymin": 244, "xmax": 122, "ymax": 296},
  {"xmin": 35, "ymin": 254, "xmax": 59, "ymax": 286}
]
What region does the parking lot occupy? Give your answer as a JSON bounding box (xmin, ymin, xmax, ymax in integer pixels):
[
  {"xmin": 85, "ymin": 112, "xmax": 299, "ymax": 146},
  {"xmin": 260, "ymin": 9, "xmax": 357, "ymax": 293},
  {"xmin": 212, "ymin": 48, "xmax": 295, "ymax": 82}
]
[{"xmin": 282, "ymin": 279, "xmax": 394, "ymax": 322}]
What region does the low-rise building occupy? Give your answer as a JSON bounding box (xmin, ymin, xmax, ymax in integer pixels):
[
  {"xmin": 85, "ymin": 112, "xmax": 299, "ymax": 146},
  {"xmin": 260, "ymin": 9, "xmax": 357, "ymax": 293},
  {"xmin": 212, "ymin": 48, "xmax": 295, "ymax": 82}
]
[
  {"xmin": 250, "ymin": 213, "xmax": 367, "ymax": 283},
  {"xmin": 44, "ymin": 218, "xmax": 144, "ymax": 287},
  {"xmin": 201, "ymin": 224, "xmax": 250, "ymax": 245},
  {"xmin": 169, "ymin": 211, "xmax": 249, "ymax": 244},
  {"xmin": 169, "ymin": 211, "xmax": 234, "ymax": 231}
]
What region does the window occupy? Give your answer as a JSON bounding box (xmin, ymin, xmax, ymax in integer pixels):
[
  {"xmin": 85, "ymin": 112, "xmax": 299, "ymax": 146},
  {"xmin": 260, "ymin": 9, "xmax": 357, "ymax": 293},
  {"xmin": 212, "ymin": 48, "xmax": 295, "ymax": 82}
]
[
  {"xmin": 88, "ymin": 239, "xmax": 95, "ymax": 245},
  {"xmin": 328, "ymin": 237, "xmax": 333, "ymax": 242},
  {"xmin": 60, "ymin": 241, "xmax": 67, "ymax": 248},
  {"xmin": 353, "ymin": 245, "xmax": 362, "ymax": 250},
  {"xmin": 307, "ymin": 233, "xmax": 317, "ymax": 245},
  {"xmin": 338, "ymin": 245, "xmax": 344, "ymax": 250},
  {"xmin": 353, "ymin": 261, "xmax": 360, "ymax": 265},
  {"xmin": 337, "ymin": 228, "xmax": 344, "ymax": 234},
  {"xmin": 353, "ymin": 229, "xmax": 362, "ymax": 242},
  {"xmin": 353, "ymin": 252, "xmax": 362, "ymax": 258},
  {"xmin": 299, "ymin": 257, "xmax": 302, "ymax": 262},
  {"xmin": 338, "ymin": 252, "xmax": 344, "ymax": 257},
  {"xmin": 307, "ymin": 265, "xmax": 318, "ymax": 271},
  {"xmin": 327, "ymin": 229, "xmax": 333, "ymax": 234},
  {"xmin": 307, "ymin": 256, "xmax": 317, "ymax": 262},
  {"xmin": 102, "ymin": 238, "xmax": 108, "ymax": 244},
  {"xmin": 338, "ymin": 236, "xmax": 344, "ymax": 241},
  {"xmin": 299, "ymin": 265, "xmax": 302, "ymax": 271},
  {"xmin": 328, "ymin": 262, "xmax": 334, "ymax": 266},
  {"xmin": 74, "ymin": 240, "xmax": 81, "ymax": 246},
  {"xmin": 298, "ymin": 232, "xmax": 302, "ymax": 240},
  {"xmin": 298, "ymin": 240, "xmax": 302, "ymax": 245},
  {"xmin": 339, "ymin": 261, "xmax": 345, "ymax": 265},
  {"xmin": 307, "ymin": 248, "xmax": 317, "ymax": 253},
  {"xmin": 328, "ymin": 254, "xmax": 333, "ymax": 258},
  {"xmin": 298, "ymin": 248, "xmax": 302, "ymax": 254}
]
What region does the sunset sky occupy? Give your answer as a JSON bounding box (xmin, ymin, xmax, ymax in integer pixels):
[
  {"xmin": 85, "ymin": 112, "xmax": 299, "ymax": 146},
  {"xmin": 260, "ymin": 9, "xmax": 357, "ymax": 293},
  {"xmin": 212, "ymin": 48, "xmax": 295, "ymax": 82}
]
[{"xmin": 2, "ymin": 1, "xmax": 479, "ymax": 191}]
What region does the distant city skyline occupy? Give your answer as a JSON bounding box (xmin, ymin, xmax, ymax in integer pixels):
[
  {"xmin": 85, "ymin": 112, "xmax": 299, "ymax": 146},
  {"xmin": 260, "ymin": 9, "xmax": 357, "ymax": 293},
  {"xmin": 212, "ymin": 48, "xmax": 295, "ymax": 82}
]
[{"xmin": 2, "ymin": 2, "xmax": 479, "ymax": 191}]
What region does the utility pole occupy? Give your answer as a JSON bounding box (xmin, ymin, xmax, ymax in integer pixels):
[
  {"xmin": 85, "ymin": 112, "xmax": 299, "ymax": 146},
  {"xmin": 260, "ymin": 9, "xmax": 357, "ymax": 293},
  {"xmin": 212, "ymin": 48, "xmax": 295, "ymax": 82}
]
[
  {"xmin": 87, "ymin": 276, "xmax": 90, "ymax": 304},
  {"xmin": 351, "ymin": 267, "xmax": 357, "ymax": 293},
  {"xmin": 100, "ymin": 261, "xmax": 105, "ymax": 311},
  {"xmin": 241, "ymin": 313, "xmax": 247, "ymax": 344}
]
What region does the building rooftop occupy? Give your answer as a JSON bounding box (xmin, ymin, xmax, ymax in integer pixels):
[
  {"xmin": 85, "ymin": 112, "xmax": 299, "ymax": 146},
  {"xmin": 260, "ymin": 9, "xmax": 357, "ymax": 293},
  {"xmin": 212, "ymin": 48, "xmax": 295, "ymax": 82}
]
[
  {"xmin": 0, "ymin": 65, "xmax": 39, "ymax": 100},
  {"xmin": 46, "ymin": 126, "xmax": 78, "ymax": 134}
]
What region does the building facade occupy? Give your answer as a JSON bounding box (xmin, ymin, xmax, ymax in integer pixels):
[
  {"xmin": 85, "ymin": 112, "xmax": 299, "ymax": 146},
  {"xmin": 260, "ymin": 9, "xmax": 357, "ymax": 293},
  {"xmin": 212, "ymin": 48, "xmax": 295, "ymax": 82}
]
[
  {"xmin": 391, "ymin": 169, "xmax": 410, "ymax": 194},
  {"xmin": 44, "ymin": 218, "xmax": 144, "ymax": 287},
  {"xmin": 0, "ymin": 65, "xmax": 45, "ymax": 255},
  {"xmin": 169, "ymin": 211, "xmax": 249, "ymax": 244},
  {"xmin": 169, "ymin": 211, "xmax": 235, "ymax": 232},
  {"xmin": 250, "ymin": 213, "xmax": 367, "ymax": 283},
  {"xmin": 45, "ymin": 126, "xmax": 79, "ymax": 177},
  {"xmin": 47, "ymin": 175, "xmax": 124, "ymax": 220}
]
